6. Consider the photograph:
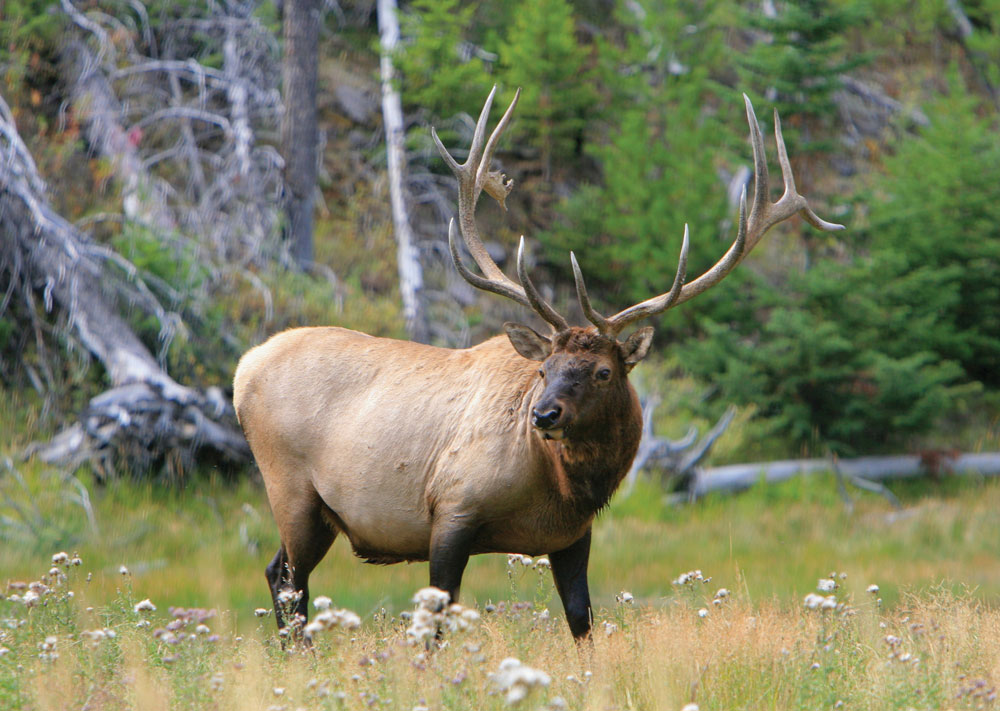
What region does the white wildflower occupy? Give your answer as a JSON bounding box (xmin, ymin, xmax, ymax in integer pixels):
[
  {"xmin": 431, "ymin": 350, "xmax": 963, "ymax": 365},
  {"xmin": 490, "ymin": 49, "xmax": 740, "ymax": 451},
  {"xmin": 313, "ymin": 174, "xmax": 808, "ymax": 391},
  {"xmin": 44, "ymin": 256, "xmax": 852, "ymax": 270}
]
[
  {"xmin": 533, "ymin": 557, "xmax": 551, "ymax": 570},
  {"xmin": 195, "ymin": 624, "xmax": 211, "ymax": 635},
  {"xmin": 803, "ymin": 593, "xmax": 825, "ymax": 609},
  {"xmin": 51, "ymin": 552, "xmax": 69, "ymax": 565},
  {"xmin": 412, "ymin": 587, "xmax": 450, "ymax": 613},
  {"xmin": 617, "ymin": 591, "xmax": 634, "ymax": 604},
  {"xmin": 254, "ymin": 608, "xmax": 271, "ymax": 617},
  {"xmin": 714, "ymin": 588, "xmax": 730, "ymax": 599},
  {"xmin": 81, "ymin": 629, "xmax": 107, "ymax": 644},
  {"xmin": 866, "ymin": 584, "xmax": 880, "ymax": 594},
  {"xmin": 304, "ymin": 607, "xmax": 362, "ymax": 639},
  {"xmin": 817, "ymin": 578, "xmax": 837, "ymax": 593},
  {"xmin": 276, "ymin": 589, "xmax": 301, "ymax": 606},
  {"xmin": 313, "ymin": 596, "xmax": 333, "ymax": 611},
  {"xmin": 22, "ymin": 590, "xmax": 39, "ymax": 607},
  {"xmin": 681, "ymin": 704, "xmax": 700, "ymax": 711},
  {"xmin": 603, "ymin": 621, "xmax": 618, "ymax": 636},
  {"xmin": 697, "ymin": 608, "xmax": 708, "ymax": 618},
  {"xmin": 119, "ymin": 565, "xmax": 129, "ymax": 576},
  {"xmin": 489, "ymin": 657, "xmax": 551, "ymax": 705},
  {"xmin": 406, "ymin": 607, "xmax": 437, "ymax": 644},
  {"xmin": 820, "ymin": 596, "xmax": 838, "ymax": 610},
  {"xmin": 673, "ymin": 569, "xmax": 706, "ymax": 585},
  {"xmin": 272, "ymin": 687, "xmax": 285, "ymax": 696},
  {"xmin": 134, "ymin": 599, "xmax": 156, "ymax": 613}
]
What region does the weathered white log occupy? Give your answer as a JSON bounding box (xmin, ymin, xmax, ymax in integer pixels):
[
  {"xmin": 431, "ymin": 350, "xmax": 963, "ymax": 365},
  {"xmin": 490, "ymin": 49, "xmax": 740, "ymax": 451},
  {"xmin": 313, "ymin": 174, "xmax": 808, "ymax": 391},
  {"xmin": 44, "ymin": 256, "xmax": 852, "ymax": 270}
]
[
  {"xmin": 690, "ymin": 452, "xmax": 1000, "ymax": 498},
  {"xmin": 623, "ymin": 400, "xmax": 736, "ymax": 495},
  {"xmin": 377, "ymin": 0, "xmax": 429, "ymax": 343}
]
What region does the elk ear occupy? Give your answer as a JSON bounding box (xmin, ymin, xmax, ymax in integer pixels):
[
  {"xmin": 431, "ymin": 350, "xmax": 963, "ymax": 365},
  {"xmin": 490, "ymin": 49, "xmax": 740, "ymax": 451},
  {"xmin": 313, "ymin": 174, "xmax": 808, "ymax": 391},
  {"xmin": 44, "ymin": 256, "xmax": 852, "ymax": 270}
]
[
  {"xmin": 504, "ymin": 322, "xmax": 552, "ymax": 361},
  {"xmin": 621, "ymin": 327, "xmax": 654, "ymax": 371}
]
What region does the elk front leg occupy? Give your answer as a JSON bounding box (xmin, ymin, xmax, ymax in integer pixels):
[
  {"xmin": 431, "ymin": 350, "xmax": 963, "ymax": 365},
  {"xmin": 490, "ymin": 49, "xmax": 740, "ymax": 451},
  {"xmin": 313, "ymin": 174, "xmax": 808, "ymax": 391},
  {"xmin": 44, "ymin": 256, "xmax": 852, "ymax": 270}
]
[
  {"xmin": 428, "ymin": 516, "xmax": 478, "ymax": 603},
  {"xmin": 550, "ymin": 528, "xmax": 593, "ymax": 641}
]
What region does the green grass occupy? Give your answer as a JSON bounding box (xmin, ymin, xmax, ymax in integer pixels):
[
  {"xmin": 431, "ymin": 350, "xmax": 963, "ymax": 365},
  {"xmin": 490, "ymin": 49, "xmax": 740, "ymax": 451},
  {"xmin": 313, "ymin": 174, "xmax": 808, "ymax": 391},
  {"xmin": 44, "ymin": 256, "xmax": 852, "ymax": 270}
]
[
  {"xmin": 4, "ymin": 443, "xmax": 1000, "ymax": 633},
  {"xmin": 5, "ymin": 388, "xmax": 1000, "ymax": 709}
]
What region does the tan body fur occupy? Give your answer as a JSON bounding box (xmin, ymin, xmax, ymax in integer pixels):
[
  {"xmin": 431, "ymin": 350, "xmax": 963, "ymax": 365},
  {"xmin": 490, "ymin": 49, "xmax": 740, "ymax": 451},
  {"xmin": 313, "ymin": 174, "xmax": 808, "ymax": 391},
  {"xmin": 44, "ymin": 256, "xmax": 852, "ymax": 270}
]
[{"xmin": 234, "ymin": 326, "xmax": 641, "ymax": 571}]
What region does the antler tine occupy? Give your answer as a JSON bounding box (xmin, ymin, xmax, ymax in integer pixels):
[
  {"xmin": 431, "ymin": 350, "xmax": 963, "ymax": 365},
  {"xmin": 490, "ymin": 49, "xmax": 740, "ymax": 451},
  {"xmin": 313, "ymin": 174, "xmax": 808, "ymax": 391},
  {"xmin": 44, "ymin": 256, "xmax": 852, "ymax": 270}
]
[
  {"xmin": 600, "ymin": 94, "xmax": 844, "ymax": 335},
  {"xmin": 477, "ymin": 87, "xmax": 520, "ymax": 206},
  {"xmin": 467, "ymin": 84, "xmax": 498, "ymax": 170},
  {"xmin": 438, "ymin": 89, "xmax": 571, "ymax": 332},
  {"xmin": 571, "ymin": 252, "xmax": 611, "ymax": 334},
  {"xmin": 517, "ymin": 237, "xmax": 569, "ymax": 332},
  {"xmin": 744, "ymin": 94, "xmax": 770, "ymax": 240},
  {"xmin": 593, "ymin": 225, "xmax": 692, "ymax": 336}
]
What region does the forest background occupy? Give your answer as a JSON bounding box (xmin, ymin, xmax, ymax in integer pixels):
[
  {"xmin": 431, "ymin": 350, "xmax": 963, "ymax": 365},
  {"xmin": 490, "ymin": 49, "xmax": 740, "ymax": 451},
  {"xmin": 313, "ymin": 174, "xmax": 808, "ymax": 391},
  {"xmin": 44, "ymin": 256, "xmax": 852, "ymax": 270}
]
[{"xmin": 2, "ymin": 0, "xmax": 1000, "ymax": 651}]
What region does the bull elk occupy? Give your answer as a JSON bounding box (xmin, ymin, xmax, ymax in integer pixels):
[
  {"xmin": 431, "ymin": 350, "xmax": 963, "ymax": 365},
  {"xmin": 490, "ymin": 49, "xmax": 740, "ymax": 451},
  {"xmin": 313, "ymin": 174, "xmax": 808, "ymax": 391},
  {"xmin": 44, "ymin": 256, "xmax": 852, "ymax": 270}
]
[{"xmin": 233, "ymin": 88, "xmax": 843, "ymax": 640}]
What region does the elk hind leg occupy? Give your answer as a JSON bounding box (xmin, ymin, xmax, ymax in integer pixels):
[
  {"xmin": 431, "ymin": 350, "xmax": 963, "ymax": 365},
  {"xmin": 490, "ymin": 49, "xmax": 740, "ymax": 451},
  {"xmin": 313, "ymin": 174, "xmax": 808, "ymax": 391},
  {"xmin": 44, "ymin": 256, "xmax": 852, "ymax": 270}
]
[{"xmin": 265, "ymin": 491, "xmax": 337, "ymax": 633}]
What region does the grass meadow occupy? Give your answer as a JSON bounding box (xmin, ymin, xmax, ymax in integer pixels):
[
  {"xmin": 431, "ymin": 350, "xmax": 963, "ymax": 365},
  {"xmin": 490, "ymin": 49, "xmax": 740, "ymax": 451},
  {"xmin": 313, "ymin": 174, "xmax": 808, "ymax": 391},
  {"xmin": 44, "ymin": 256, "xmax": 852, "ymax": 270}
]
[{"xmin": 3, "ymin": 391, "xmax": 1000, "ymax": 710}]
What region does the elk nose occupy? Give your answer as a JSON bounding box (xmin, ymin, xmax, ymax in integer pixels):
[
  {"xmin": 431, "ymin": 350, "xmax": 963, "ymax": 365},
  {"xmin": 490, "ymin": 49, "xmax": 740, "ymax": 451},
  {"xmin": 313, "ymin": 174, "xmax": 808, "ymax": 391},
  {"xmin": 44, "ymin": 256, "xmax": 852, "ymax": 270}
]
[{"xmin": 532, "ymin": 405, "xmax": 562, "ymax": 430}]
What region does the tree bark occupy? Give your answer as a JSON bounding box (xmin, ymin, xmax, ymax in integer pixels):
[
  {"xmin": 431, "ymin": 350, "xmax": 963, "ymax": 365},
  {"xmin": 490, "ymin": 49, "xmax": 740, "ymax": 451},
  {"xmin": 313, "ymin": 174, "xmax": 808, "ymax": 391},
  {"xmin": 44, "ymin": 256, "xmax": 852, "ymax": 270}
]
[
  {"xmin": 281, "ymin": 0, "xmax": 321, "ymax": 268},
  {"xmin": 377, "ymin": 0, "xmax": 429, "ymax": 343}
]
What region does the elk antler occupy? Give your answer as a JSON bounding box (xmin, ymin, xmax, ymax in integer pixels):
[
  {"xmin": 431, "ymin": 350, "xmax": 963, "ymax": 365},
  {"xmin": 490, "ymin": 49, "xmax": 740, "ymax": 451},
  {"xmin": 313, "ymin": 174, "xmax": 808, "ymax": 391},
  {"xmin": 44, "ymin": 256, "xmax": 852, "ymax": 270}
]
[
  {"xmin": 434, "ymin": 87, "xmax": 569, "ymax": 332},
  {"xmin": 573, "ymin": 94, "xmax": 845, "ymax": 338}
]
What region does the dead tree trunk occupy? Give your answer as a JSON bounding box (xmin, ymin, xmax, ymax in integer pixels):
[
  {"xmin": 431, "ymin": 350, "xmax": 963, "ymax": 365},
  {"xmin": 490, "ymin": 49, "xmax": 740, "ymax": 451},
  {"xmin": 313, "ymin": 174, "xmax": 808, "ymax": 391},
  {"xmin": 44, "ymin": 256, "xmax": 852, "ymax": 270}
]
[
  {"xmin": 377, "ymin": 0, "xmax": 429, "ymax": 343},
  {"xmin": 281, "ymin": 0, "xmax": 321, "ymax": 268},
  {"xmin": 0, "ymin": 94, "xmax": 250, "ymax": 477}
]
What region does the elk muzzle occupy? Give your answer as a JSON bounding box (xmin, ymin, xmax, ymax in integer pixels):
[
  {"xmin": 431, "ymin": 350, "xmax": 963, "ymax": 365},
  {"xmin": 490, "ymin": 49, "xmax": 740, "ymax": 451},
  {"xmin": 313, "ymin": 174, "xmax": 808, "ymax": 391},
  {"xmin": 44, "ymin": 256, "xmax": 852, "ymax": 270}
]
[{"xmin": 531, "ymin": 387, "xmax": 572, "ymax": 440}]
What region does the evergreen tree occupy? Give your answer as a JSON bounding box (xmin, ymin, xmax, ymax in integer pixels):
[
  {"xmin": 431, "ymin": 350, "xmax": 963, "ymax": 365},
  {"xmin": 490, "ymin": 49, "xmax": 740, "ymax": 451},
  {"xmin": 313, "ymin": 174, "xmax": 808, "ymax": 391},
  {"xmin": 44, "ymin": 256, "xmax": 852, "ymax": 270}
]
[
  {"xmin": 677, "ymin": 76, "xmax": 999, "ymax": 454},
  {"xmin": 497, "ymin": 0, "xmax": 597, "ymax": 177},
  {"xmin": 545, "ymin": 0, "xmax": 737, "ymax": 328},
  {"xmin": 739, "ymin": 0, "xmax": 870, "ymax": 156},
  {"xmin": 396, "ymin": 0, "xmax": 492, "ymax": 123}
]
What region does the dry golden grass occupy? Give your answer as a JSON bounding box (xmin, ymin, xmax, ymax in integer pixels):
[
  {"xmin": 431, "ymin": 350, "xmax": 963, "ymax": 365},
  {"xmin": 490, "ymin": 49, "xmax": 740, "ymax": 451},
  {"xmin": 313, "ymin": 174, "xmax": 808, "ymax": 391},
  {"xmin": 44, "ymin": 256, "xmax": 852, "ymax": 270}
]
[{"xmin": 3, "ymin": 556, "xmax": 1000, "ymax": 711}]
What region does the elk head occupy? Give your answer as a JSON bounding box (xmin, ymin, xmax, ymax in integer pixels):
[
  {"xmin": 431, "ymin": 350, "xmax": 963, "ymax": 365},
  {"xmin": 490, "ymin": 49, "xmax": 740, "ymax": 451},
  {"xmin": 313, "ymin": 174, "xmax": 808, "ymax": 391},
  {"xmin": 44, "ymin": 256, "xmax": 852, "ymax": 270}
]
[{"xmin": 433, "ymin": 87, "xmax": 843, "ymax": 442}]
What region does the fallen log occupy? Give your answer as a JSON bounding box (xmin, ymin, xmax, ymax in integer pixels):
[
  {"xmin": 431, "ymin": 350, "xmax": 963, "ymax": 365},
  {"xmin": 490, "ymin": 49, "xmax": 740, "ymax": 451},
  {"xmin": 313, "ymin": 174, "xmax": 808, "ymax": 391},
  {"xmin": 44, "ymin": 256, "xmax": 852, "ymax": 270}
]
[{"xmin": 689, "ymin": 452, "xmax": 1000, "ymax": 499}]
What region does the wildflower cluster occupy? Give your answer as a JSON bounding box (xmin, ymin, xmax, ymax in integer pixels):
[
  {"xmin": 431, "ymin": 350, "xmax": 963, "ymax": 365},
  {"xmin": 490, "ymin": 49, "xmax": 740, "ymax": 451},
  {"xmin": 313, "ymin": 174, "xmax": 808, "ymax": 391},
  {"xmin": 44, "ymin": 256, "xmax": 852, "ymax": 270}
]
[
  {"xmin": 673, "ymin": 569, "xmax": 711, "ymax": 586},
  {"xmin": 302, "ymin": 596, "xmax": 361, "ymax": 640},
  {"xmin": 4, "ymin": 551, "xmax": 81, "ymax": 609},
  {"xmin": 37, "ymin": 635, "xmax": 58, "ymax": 662},
  {"xmin": 804, "ymin": 573, "xmax": 850, "ymax": 613},
  {"xmin": 80, "ymin": 627, "xmax": 117, "ymax": 647},
  {"xmin": 405, "ymin": 587, "xmax": 480, "ymax": 645},
  {"xmin": 152, "ymin": 606, "xmax": 219, "ymax": 652},
  {"xmin": 489, "ymin": 657, "xmax": 551, "ymax": 705}
]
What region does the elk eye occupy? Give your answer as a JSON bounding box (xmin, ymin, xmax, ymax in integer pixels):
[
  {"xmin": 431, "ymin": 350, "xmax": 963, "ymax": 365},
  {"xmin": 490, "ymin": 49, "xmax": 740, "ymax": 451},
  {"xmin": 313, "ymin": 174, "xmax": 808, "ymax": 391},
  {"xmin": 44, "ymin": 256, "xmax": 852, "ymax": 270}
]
[
  {"xmin": 538, "ymin": 368, "xmax": 545, "ymax": 378},
  {"xmin": 596, "ymin": 367, "xmax": 612, "ymax": 381}
]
